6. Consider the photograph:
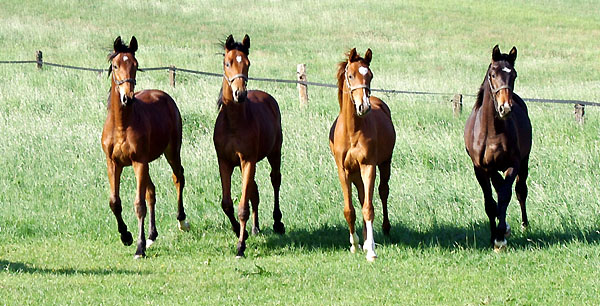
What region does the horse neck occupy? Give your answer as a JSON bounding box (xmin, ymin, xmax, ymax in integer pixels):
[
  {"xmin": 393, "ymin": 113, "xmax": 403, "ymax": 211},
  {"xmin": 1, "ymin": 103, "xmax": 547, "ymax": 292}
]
[
  {"xmin": 108, "ymin": 80, "xmax": 131, "ymax": 131},
  {"xmin": 338, "ymin": 84, "xmax": 363, "ymax": 134},
  {"xmin": 219, "ymin": 78, "xmax": 248, "ymax": 128}
]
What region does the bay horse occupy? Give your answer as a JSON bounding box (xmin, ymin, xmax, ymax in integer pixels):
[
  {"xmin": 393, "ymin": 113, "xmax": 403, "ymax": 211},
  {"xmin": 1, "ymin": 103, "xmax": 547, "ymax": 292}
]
[
  {"xmin": 464, "ymin": 45, "xmax": 532, "ymax": 251},
  {"xmin": 213, "ymin": 34, "xmax": 285, "ymax": 258},
  {"xmin": 329, "ymin": 48, "xmax": 395, "ymax": 261},
  {"xmin": 101, "ymin": 36, "xmax": 189, "ymax": 258}
]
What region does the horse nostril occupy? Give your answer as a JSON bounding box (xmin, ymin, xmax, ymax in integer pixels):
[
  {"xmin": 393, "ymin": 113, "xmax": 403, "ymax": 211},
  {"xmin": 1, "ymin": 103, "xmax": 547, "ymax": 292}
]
[{"xmin": 499, "ymin": 105, "xmax": 504, "ymax": 114}]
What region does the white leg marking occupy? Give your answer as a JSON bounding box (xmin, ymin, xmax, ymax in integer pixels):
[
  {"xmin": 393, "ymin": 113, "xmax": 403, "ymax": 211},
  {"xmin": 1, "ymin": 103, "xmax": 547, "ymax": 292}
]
[
  {"xmin": 178, "ymin": 220, "xmax": 190, "ymax": 232},
  {"xmin": 494, "ymin": 239, "xmax": 507, "ymax": 253},
  {"xmin": 146, "ymin": 239, "xmax": 155, "ymax": 248},
  {"xmin": 133, "ymin": 254, "xmax": 143, "ymax": 259},
  {"xmin": 349, "ymin": 232, "xmax": 360, "ymax": 253},
  {"xmin": 363, "ymin": 220, "xmax": 377, "ymax": 261}
]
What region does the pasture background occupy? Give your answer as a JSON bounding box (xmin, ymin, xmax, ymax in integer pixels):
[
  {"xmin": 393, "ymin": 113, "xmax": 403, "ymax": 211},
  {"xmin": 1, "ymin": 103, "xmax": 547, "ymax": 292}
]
[{"xmin": 1, "ymin": 0, "xmax": 600, "ymax": 304}]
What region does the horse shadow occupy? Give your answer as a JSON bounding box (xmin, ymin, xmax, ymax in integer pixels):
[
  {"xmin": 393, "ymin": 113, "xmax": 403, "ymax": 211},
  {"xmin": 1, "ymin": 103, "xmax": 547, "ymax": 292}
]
[
  {"xmin": 264, "ymin": 220, "xmax": 600, "ymax": 252},
  {"xmin": 0, "ymin": 259, "xmax": 145, "ymax": 275}
]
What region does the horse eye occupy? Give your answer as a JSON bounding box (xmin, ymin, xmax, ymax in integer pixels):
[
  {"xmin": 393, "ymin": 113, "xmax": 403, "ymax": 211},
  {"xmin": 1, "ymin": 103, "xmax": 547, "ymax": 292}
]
[
  {"xmin": 491, "ymin": 73, "xmax": 496, "ymax": 78},
  {"xmin": 113, "ymin": 64, "xmax": 117, "ymax": 70},
  {"xmin": 225, "ymin": 62, "xmax": 230, "ymax": 68},
  {"xmin": 349, "ymin": 75, "xmax": 353, "ymax": 80}
]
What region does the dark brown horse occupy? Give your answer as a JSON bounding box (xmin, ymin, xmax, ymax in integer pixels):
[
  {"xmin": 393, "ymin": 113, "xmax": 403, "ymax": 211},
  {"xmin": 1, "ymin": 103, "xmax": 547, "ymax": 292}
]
[
  {"xmin": 329, "ymin": 48, "xmax": 395, "ymax": 261},
  {"xmin": 464, "ymin": 45, "xmax": 532, "ymax": 251},
  {"xmin": 101, "ymin": 36, "xmax": 189, "ymax": 258},
  {"xmin": 213, "ymin": 34, "xmax": 285, "ymax": 258}
]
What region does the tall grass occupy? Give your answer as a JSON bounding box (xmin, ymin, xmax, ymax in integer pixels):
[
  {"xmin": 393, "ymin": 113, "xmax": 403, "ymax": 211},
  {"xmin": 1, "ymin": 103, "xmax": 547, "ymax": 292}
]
[{"xmin": 1, "ymin": 0, "xmax": 599, "ymax": 304}]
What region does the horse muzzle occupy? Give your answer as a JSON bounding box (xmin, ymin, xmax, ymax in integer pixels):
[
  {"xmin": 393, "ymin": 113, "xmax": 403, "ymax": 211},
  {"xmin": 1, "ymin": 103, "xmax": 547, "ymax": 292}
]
[
  {"xmin": 120, "ymin": 90, "xmax": 135, "ymax": 106},
  {"xmin": 497, "ymin": 102, "xmax": 512, "ymax": 119},
  {"xmin": 233, "ymin": 88, "xmax": 247, "ymax": 103},
  {"xmin": 355, "ymin": 101, "xmax": 372, "ymax": 117}
]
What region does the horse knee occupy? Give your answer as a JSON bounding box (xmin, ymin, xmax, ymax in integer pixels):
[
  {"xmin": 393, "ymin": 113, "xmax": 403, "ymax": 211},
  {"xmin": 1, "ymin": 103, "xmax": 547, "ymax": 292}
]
[
  {"xmin": 378, "ymin": 184, "xmax": 389, "ymax": 199},
  {"xmin": 361, "ymin": 205, "xmax": 374, "ymax": 221},
  {"xmin": 109, "ymin": 196, "xmax": 122, "ymax": 213},
  {"xmin": 135, "ymin": 200, "xmax": 147, "ymax": 217},
  {"xmin": 238, "ymin": 207, "xmax": 250, "ymax": 222},
  {"xmin": 221, "ymin": 199, "xmax": 234, "ymax": 214},
  {"xmin": 270, "ymin": 171, "xmax": 281, "ymax": 186}
]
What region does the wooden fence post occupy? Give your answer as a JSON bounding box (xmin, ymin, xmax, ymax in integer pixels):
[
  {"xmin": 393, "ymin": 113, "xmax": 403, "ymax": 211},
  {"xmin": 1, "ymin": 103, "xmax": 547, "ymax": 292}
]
[
  {"xmin": 35, "ymin": 51, "xmax": 43, "ymax": 69},
  {"xmin": 169, "ymin": 65, "xmax": 176, "ymax": 87},
  {"xmin": 452, "ymin": 94, "xmax": 463, "ymax": 117},
  {"xmin": 297, "ymin": 64, "xmax": 308, "ymax": 106},
  {"xmin": 574, "ymin": 104, "xmax": 585, "ymax": 124}
]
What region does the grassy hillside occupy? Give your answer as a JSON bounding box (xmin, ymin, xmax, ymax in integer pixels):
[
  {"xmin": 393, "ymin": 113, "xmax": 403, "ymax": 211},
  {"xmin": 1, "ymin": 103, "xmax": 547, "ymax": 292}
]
[{"xmin": 1, "ymin": 0, "xmax": 599, "ymax": 304}]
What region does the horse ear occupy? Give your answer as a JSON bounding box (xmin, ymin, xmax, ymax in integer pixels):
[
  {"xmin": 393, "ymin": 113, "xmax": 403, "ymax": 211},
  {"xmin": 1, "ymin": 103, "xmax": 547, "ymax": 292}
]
[
  {"xmin": 129, "ymin": 36, "xmax": 138, "ymax": 53},
  {"xmin": 348, "ymin": 48, "xmax": 358, "ymax": 62},
  {"xmin": 508, "ymin": 46, "xmax": 517, "ymax": 64},
  {"xmin": 364, "ymin": 48, "xmax": 372, "ymax": 65},
  {"xmin": 113, "ymin": 36, "xmax": 122, "ymax": 52},
  {"xmin": 242, "ymin": 34, "xmax": 250, "ymax": 51},
  {"xmin": 492, "ymin": 45, "xmax": 501, "ymax": 62},
  {"xmin": 225, "ymin": 35, "xmax": 235, "ymax": 51}
]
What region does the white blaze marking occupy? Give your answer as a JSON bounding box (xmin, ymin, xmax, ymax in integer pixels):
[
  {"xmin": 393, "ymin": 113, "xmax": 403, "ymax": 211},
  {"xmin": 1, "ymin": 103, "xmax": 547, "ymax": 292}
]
[
  {"xmin": 236, "ymin": 55, "xmax": 242, "ymax": 63},
  {"xmin": 123, "ymin": 55, "xmax": 129, "ymax": 61},
  {"xmin": 502, "ymin": 67, "xmax": 511, "ymax": 73},
  {"xmin": 358, "ymin": 66, "xmax": 369, "ymax": 75}
]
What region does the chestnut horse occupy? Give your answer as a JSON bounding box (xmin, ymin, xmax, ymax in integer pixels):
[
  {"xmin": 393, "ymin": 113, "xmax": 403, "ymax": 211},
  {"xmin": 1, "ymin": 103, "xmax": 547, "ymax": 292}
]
[
  {"xmin": 213, "ymin": 34, "xmax": 285, "ymax": 258},
  {"xmin": 329, "ymin": 48, "xmax": 395, "ymax": 261},
  {"xmin": 464, "ymin": 45, "xmax": 532, "ymax": 251},
  {"xmin": 101, "ymin": 36, "xmax": 189, "ymax": 258}
]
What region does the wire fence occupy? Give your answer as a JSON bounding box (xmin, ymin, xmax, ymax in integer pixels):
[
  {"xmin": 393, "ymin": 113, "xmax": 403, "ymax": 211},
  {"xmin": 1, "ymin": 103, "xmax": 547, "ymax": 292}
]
[{"xmin": 2, "ymin": 57, "xmax": 599, "ymax": 108}]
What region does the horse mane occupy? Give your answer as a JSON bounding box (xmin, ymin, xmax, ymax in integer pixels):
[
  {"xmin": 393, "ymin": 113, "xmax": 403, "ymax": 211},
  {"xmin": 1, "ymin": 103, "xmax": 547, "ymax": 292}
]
[
  {"xmin": 217, "ymin": 86, "xmax": 224, "ymax": 109},
  {"xmin": 473, "ymin": 63, "xmax": 492, "ymax": 109},
  {"xmin": 336, "ymin": 51, "xmax": 368, "ymax": 108}
]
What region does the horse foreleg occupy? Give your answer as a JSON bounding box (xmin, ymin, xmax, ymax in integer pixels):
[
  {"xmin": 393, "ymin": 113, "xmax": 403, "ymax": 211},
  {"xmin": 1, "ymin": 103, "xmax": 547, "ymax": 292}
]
[
  {"xmin": 132, "ymin": 162, "xmax": 149, "ymax": 258},
  {"xmin": 146, "ymin": 178, "xmax": 157, "ymax": 248},
  {"xmin": 106, "ymin": 158, "xmax": 132, "ymax": 246},
  {"xmin": 268, "ymin": 152, "xmax": 285, "ymax": 234},
  {"xmin": 236, "ymin": 159, "xmax": 255, "ymax": 258},
  {"xmin": 218, "ymin": 159, "xmax": 239, "ymax": 236},
  {"xmin": 338, "ymin": 167, "xmax": 358, "ymax": 254},
  {"xmin": 351, "ymin": 176, "xmax": 366, "ymax": 242},
  {"xmin": 360, "ymin": 164, "xmax": 377, "ymax": 261},
  {"xmin": 474, "ymin": 167, "xmax": 497, "ymax": 245},
  {"xmin": 496, "ymin": 166, "xmax": 518, "ymax": 245},
  {"xmin": 378, "ymin": 160, "xmax": 392, "ymax": 235}
]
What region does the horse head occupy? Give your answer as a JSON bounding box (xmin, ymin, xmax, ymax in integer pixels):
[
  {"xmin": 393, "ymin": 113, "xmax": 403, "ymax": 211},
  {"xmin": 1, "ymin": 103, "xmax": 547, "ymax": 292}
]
[
  {"xmin": 488, "ymin": 45, "xmax": 518, "ymax": 119},
  {"xmin": 223, "ymin": 34, "xmax": 250, "ymax": 103},
  {"xmin": 109, "ymin": 36, "xmax": 138, "ymax": 106},
  {"xmin": 343, "ymin": 48, "xmax": 373, "ymax": 117}
]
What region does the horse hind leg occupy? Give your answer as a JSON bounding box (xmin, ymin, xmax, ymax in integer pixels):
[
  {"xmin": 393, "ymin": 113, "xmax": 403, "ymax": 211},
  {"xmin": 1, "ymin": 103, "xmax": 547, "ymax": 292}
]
[
  {"xmin": 267, "ymin": 152, "xmax": 285, "ymax": 234},
  {"xmin": 378, "ymin": 160, "xmax": 392, "ymax": 235},
  {"xmin": 515, "ymin": 159, "xmax": 529, "ymax": 230},
  {"xmin": 146, "ymin": 178, "xmax": 157, "ymax": 248},
  {"xmin": 249, "ymin": 180, "xmax": 260, "ymax": 235},
  {"xmin": 164, "ymin": 145, "xmax": 189, "ymax": 232}
]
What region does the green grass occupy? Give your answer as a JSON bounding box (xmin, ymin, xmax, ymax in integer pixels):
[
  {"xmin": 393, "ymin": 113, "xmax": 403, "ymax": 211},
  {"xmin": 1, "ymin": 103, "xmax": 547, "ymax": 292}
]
[{"xmin": 1, "ymin": 0, "xmax": 600, "ymax": 304}]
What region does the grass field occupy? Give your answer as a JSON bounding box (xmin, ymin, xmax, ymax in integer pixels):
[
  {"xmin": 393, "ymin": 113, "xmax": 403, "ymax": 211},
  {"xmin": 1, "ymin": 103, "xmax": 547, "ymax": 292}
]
[{"xmin": 1, "ymin": 0, "xmax": 600, "ymax": 304}]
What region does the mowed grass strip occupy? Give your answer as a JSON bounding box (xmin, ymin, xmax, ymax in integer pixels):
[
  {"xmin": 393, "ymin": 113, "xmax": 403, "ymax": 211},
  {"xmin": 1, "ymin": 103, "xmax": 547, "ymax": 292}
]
[{"xmin": 1, "ymin": 0, "xmax": 599, "ymax": 304}]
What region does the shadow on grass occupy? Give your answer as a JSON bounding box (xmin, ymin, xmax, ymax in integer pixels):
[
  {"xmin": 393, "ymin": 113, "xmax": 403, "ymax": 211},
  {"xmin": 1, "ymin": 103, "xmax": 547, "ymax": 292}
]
[
  {"xmin": 265, "ymin": 220, "xmax": 600, "ymax": 252},
  {"xmin": 0, "ymin": 259, "xmax": 145, "ymax": 275}
]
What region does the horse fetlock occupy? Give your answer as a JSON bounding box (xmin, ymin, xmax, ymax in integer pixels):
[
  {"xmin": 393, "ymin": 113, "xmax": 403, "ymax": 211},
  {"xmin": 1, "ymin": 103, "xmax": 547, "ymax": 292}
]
[
  {"xmin": 493, "ymin": 239, "xmax": 507, "ymax": 253},
  {"xmin": 366, "ymin": 249, "xmax": 377, "ymax": 262},
  {"xmin": 504, "ymin": 223, "xmax": 511, "ymax": 238},
  {"xmin": 236, "ymin": 241, "xmax": 246, "ymax": 258},
  {"xmin": 146, "ymin": 239, "xmax": 155, "ymax": 248},
  {"xmin": 178, "ymin": 220, "xmax": 190, "ymax": 232},
  {"xmin": 349, "ymin": 232, "xmax": 360, "ymax": 253},
  {"xmin": 251, "ymin": 226, "xmax": 260, "ymax": 235}
]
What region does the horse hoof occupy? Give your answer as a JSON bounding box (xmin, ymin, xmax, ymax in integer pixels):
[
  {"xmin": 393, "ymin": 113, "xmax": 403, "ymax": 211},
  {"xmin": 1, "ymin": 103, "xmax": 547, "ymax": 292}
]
[
  {"xmin": 350, "ymin": 245, "xmax": 358, "ymax": 254},
  {"xmin": 252, "ymin": 227, "xmax": 260, "ymax": 235},
  {"xmin": 504, "ymin": 224, "xmax": 511, "ymax": 238},
  {"xmin": 521, "ymin": 223, "xmax": 529, "ymax": 231},
  {"xmin": 273, "ymin": 222, "xmax": 285, "ymax": 235},
  {"xmin": 133, "ymin": 254, "xmax": 145, "ymax": 259},
  {"xmin": 146, "ymin": 239, "xmax": 155, "ymax": 248},
  {"xmin": 121, "ymin": 232, "xmax": 133, "ymax": 246},
  {"xmin": 235, "ymin": 255, "xmax": 243, "ymax": 259},
  {"xmin": 366, "ymin": 251, "xmax": 377, "ymax": 262},
  {"xmin": 493, "ymin": 239, "xmax": 507, "ymax": 253},
  {"xmin": 178, "ymin": 220, "xmax": 190, "ymax": 232}
]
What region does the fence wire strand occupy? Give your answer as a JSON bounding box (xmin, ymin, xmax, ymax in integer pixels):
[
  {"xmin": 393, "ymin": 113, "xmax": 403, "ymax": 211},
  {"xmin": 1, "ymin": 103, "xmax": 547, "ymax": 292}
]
[{"xmin": 2, "ymin": 58, "xmax": 599, "ymax": 107}]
